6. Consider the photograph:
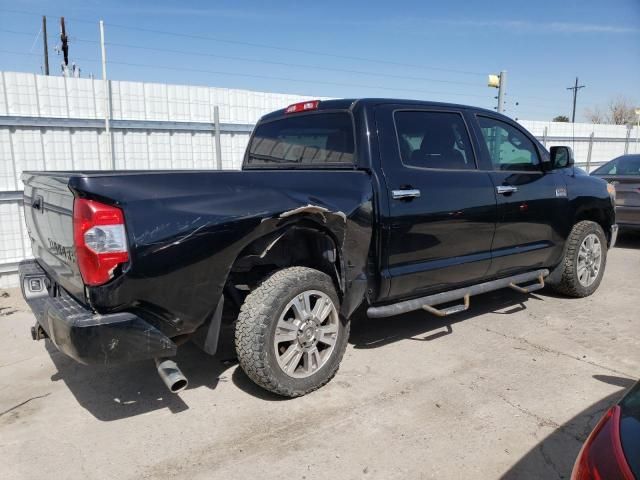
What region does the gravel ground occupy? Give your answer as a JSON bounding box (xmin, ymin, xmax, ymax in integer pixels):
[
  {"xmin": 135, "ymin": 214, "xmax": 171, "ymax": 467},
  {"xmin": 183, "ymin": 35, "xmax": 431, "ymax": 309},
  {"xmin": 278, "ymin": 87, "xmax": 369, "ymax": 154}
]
[{"xmin": 1, "ymin": 233, "xmax": 639, "ymax": 480}]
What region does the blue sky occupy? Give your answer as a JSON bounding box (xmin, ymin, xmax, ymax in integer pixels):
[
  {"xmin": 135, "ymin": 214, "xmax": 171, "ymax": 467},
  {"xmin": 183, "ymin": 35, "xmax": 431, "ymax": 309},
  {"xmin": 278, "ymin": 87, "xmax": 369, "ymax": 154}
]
[{"xmin": 0, "ymin": 0, "xmax": 638, "ymax": 121}]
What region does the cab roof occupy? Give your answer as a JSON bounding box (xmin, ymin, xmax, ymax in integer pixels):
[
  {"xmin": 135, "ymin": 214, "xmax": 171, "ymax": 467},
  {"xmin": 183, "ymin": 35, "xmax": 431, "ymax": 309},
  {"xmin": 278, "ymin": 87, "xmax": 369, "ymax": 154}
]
[{"xmin": 259, "ymin": 98, "xmax": 499, "ymax": 122}]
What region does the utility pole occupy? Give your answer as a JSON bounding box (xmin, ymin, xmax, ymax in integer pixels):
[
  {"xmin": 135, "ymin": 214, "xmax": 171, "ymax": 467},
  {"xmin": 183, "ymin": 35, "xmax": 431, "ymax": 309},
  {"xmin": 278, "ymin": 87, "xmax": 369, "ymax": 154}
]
[
  {"xmin": 42, "ymin": 16, "xmax": 49, "ymax": 75},
  {"xmin": 567, "ymin": 77, "xmax": 585, "ymax": 123},
  {"xmin": 497, "ymin": 70, "xmax": 506, "ymax": 114},
  {"xmin": 60, "ymin": 17, "xmax": 69, "ymax": 75},
  {"xmin": 488, "ymin": 70, "xmax": 507, "ymax": 113},
  {"xmin": 99, "ymin": 20, "xmax": 115, "ymax": 169}
]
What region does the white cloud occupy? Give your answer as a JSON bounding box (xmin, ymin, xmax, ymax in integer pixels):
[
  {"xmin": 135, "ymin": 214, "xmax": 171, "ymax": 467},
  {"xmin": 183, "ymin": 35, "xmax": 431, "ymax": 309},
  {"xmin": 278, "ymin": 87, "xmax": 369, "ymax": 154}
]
[{"xmin": 436, "ymin": 19, "xmax": 639, "ymax": 34}]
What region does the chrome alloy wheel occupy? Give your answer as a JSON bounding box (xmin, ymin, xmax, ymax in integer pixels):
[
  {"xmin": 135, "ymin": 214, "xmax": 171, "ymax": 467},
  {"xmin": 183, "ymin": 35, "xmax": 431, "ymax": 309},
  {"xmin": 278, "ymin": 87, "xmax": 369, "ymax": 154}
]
[
  {"xmin": 577, "ymin": 233, "xmax": 602, "ymax": 287},
  {"xmin": 273, "ymin": 290, "xmax": 339, "ymax": 378}
]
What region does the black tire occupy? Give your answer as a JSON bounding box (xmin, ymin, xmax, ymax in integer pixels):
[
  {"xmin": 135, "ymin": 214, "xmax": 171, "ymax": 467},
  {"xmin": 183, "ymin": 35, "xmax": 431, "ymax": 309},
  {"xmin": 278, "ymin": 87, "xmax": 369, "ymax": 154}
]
[
  {"xmin": 548, "ymin": 220, "xmax": 608, "ymax": 297},
  {"xmin": 235, "ymin": 267, "xmax": 349, "ymax": 397}
]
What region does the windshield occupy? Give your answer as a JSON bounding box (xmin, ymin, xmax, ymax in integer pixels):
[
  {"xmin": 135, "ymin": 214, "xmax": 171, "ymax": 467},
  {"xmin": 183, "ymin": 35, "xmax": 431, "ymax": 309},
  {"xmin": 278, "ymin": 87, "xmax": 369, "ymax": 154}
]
[
  {"xmin": 245, "ymin": 112, "xmax": 355, "ymax": 168},
  {"xmin": 592, "ymin": 155, "xmax": 640, "ymax": 176}
]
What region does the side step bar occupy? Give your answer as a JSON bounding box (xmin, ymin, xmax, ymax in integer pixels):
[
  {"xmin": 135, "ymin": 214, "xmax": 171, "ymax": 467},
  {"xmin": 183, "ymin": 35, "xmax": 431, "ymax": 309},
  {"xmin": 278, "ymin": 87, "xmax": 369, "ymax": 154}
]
[{"xmin": 367, "ymin": 269, "xmax": 549, "ymax": 319}]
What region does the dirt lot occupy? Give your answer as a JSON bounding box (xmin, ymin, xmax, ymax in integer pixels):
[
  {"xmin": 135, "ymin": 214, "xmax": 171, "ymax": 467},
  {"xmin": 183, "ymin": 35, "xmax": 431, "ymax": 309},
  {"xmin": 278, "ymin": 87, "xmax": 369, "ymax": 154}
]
[{"xmin": 1, "ymin": 234, "xmax": 639, "ymax": 480}]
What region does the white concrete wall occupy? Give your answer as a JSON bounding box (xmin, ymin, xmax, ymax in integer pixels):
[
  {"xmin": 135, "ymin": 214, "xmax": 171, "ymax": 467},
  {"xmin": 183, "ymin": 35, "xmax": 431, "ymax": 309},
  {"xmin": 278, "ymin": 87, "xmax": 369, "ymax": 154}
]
[
  {"xmin": 0, "ymin": 71, "xmax": 326, "ymax": 287},
  {"xmin": 519, "ymin": 119, "xmax": 639, "ymax": 170},
  {"xmin": 0, "ymin": 71, "xmax": 327, "ymax": 175}
]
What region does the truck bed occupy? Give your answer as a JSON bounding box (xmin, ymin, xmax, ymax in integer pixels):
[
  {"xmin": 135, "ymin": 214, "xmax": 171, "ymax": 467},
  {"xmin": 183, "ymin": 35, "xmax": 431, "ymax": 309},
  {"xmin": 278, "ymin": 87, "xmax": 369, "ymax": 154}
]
[{"xmin": 22, "ymin": 169, "xmax": 374, "ymax": 337}]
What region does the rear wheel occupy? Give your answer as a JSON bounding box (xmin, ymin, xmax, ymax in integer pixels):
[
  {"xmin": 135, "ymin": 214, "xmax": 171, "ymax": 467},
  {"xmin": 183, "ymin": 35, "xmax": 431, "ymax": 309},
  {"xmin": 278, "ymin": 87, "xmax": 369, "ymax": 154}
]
[
  {"xmin": 548, "ymin": 220, "xmax": 608, "ymax": 297},
  {"xmin": 235, "ymin": 267, "xmax": 349, "ymax": 397}
]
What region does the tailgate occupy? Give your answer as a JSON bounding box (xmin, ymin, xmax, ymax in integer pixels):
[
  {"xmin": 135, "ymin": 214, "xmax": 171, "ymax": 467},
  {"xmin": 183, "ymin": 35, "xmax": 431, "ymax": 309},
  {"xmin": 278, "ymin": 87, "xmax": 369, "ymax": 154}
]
[{"xmin": 22, "ymin": 173, "xmax": 85, "ymax": 301}]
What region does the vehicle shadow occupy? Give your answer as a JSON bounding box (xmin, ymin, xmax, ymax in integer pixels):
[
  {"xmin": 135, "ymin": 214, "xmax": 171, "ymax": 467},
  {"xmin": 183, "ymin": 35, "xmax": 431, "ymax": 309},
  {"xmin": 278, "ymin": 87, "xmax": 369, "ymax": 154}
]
[
  {"xmin": 500, "ymin": 374, "xmax": 636, "ymax": 479},
  {"xmin": 45, "ymin": 319, "xmax": 292, "ymax": 419},
  {"xmin": 47, "ymin": 286, "xmax": 542, "ymax": 418},
  {"xmin": 46, "ymin": 265, "xmax": 629, "ymax": 418},
  {"xmin": 46, "ymin": 339, "xmax": 236, "ymax": 422},
  {"xmin": 615, "ymin": 230, "xmax": 640, "ymax": 250},
  {"xmin": 349, "ymin": 287, "xmax": 537, "ymax": 349}
]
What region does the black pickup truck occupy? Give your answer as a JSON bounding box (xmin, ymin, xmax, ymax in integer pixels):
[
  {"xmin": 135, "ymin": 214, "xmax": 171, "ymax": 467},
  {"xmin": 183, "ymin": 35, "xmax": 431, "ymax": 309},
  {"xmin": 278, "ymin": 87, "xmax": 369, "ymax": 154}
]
[{"xmin": 19, "ymin": 98, "xmax": 618, "ymax": 397}]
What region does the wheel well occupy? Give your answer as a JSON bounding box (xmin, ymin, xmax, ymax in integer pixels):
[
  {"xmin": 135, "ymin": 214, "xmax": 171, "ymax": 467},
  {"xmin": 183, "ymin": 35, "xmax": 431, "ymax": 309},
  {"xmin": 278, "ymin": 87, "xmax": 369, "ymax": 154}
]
[
  {"xmin": 574, "ymin": 209, "xmax": 611, "ymax": 242},
  {"xmin": 229, "ymin": 225, "xmax": 343, "ymax": 298}
]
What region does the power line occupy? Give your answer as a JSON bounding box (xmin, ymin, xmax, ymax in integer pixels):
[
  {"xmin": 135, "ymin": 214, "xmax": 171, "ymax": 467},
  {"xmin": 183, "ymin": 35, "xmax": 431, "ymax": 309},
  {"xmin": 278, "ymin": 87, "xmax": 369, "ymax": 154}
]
[
  {"xmin": 0, "ymin": 27, "xmax": 566, "ymax": 106},
  {"xmin": 0, "ymin": 44, "xmax": 565, "ymax": 107},
  {"xmin": 27, "ymin": 24, "xmax": 42, "ymax": 53},
  {"xmin": 106, "ymin": 58, "xmax": 492, "ymax": 99},
  {"xmin": 0, "ymin": 14, "xmax": 564, "ymax": 109},
  {"xmin": 0, "ymin": 49, "xmax": 496, "ymax": 105},
  {"xmin": 103, "ymin": 41, "xmax": 483, "ymax": 87},
  {"xmin": 0, "ymin": 8, "xmax": 488, "ymax": 77},
  {"xmin": 106, "ymin": 22, "xmax": 489, "ymax": 77},
  {"xmin": 0, "ymin": 28, "xmax": 483, "ymax": 86},
  {"xmin": 0, "ymin": 50, "xmax": 99, "ymax": 64},
  {"xmin": 0, "ymin": 28, "xmax": 492, "ymax": 90},
  {"xmin": 0, "ymin": 28, "xmax": 101, "ymax": 47}
]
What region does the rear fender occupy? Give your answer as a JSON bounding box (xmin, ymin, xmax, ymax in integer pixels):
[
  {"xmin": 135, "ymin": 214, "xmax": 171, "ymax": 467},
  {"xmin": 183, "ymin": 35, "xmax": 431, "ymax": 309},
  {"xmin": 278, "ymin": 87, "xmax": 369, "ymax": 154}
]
[{"xmin": 231, "ymin": 215, "xmax": 347, "ymax": 300}]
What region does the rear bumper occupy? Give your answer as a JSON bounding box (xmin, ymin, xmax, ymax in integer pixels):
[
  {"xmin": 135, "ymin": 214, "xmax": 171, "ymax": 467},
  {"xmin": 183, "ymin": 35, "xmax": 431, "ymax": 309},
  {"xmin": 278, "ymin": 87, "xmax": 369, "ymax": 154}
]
[{"xmin": 19, "ymin": 260, "xmax": 177, "ymax": 365}]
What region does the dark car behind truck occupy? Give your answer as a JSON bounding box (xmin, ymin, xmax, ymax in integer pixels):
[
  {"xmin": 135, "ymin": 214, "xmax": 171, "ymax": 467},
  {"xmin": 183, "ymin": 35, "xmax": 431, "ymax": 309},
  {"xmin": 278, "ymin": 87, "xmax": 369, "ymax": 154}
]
[
  {"xmin": 20, "ymin": 98, "xmax": 618, "ymax": 397},
  {"xmin": 591, "ymin": 154, "xmax": 640, "ymax": 231}
]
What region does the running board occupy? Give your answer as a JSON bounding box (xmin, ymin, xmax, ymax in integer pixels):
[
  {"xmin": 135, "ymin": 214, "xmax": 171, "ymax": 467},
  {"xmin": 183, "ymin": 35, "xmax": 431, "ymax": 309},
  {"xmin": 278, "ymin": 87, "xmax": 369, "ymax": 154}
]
[
  {"xmin": 509, "ymin": 273, "xmax": 545, "ymax": 294},
  {"xmin": 367, "ymin": 269, "xmax": 549, "ymax": 319}
]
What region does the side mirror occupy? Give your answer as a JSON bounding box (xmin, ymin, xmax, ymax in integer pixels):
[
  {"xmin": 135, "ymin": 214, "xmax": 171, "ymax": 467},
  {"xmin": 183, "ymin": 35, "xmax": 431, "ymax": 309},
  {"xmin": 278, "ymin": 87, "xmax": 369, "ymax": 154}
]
[{"xmin": 549, "ymin": 146, "xmax": 574, "ymax": 169}]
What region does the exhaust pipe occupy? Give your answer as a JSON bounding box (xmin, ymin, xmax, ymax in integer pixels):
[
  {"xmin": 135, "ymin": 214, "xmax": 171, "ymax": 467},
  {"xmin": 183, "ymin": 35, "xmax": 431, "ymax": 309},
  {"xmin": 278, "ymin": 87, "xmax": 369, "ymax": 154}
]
[{"xmin": 155, "ymin": 358, "xmax": 188, "ymax": 393}]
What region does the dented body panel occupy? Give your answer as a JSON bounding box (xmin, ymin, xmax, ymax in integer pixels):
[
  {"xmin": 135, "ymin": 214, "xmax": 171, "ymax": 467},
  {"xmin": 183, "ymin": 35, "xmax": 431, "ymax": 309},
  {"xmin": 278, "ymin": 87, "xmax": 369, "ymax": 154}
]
[
  {"xmin": 78, "ymin": 170, "xmax": 374, "ymax": 336},
  {"xmin": 23, "ymin": 169, "xmax": 374, "ymax": 346}
]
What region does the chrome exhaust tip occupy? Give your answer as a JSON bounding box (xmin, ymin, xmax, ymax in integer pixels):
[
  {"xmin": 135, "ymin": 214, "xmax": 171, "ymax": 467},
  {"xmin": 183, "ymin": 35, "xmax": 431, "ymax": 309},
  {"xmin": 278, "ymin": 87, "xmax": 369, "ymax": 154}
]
[{"xmin": 155, "ymin": 358, "xmax": 188, "ymax": 393}]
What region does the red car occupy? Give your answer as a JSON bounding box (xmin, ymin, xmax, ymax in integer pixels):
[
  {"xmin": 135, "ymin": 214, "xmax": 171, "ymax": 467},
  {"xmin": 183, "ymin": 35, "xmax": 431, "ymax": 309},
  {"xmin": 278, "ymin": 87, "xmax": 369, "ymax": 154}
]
[{"xmin": 572, "ymin": 380, "xmax": 640, "ymax": 479}]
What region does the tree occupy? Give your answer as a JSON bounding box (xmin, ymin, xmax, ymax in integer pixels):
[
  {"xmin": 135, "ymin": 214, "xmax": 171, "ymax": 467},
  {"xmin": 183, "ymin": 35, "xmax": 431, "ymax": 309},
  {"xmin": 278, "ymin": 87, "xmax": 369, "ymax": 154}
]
[
  {"xmin": 584, "ymin": 97, "xmax": 637, "ymax": 125},
  {"xmin": 584, "ymin": 106, "xmax": 604, "ymax": 124},
  {"xmin": 552, "ymin": 115, "xmax": 569, "ymax": 122},
  {"xmin": 607, "ymin": 97, "xmax": 636, "ymax": 125}
]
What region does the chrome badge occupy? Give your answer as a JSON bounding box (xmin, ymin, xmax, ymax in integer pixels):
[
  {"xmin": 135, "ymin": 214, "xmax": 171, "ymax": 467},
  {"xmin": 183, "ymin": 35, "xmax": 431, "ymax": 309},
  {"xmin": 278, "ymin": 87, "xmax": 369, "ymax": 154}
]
[{"xmin": 555, "ymin": 187, "xmax": 567, "ymax": 197}]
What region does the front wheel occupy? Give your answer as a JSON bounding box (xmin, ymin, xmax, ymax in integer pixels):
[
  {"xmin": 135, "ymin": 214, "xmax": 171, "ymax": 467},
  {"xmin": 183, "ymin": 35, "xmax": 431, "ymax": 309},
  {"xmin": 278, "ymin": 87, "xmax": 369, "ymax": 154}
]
[
  {"xmin": 235, "ymin": 267, "xmax": 349, "ymax": 397},
  {"xmin": 548, "ymin": 220, "xmax": 608, "ymax": 297}
]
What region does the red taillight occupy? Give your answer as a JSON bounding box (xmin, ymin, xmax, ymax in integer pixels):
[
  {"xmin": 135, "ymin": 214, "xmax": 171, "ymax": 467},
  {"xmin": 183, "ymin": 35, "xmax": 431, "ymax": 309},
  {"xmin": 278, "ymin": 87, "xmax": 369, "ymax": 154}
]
[
  {"xmin": 73, "ymin": 198, "xmax": 129, "ymax": 286},
  {"xmin": 571, "ymin": 405, "xmax": 634, "ymax": 480},
  {"xmin": 284, "ymin": 100, "xmax": 320, "ymax": 114}
]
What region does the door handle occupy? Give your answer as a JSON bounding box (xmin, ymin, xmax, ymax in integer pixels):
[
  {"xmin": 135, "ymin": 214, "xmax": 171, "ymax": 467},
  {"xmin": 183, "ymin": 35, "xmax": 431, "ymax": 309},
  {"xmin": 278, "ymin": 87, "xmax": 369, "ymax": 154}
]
[
  {"xmin": 392, "ymin": 189, "xmax": 421, "ymax": 200},
  {"xmin": 496, "ymin": 185, "xmax": 518, "ymax": 195}
]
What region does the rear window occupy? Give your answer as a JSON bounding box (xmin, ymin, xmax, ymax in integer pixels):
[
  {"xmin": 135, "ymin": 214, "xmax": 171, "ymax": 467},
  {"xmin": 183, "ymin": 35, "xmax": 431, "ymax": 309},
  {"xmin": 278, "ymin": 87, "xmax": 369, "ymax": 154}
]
[{"xmin": 245, "ymin": 112, "xmax": 355, "ymax": 168}]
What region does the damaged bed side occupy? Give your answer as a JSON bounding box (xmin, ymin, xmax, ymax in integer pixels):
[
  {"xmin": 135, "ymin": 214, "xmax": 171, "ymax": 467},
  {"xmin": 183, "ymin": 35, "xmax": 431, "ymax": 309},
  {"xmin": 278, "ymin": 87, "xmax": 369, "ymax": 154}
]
[{"xmin": 21, "ymin": 168, "xmax": 375, "ymax": 392}]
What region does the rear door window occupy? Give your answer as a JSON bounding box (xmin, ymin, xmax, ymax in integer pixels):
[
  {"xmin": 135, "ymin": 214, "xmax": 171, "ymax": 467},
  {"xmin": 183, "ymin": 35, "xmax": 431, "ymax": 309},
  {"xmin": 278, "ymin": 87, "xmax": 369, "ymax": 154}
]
[
  {"xmin": 394, "ymin": 111, "xmax": 476, "ymax": 169},
  {"xmin": 245, "ymin": 112, "xmax": 355, "ymax": 167}
]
